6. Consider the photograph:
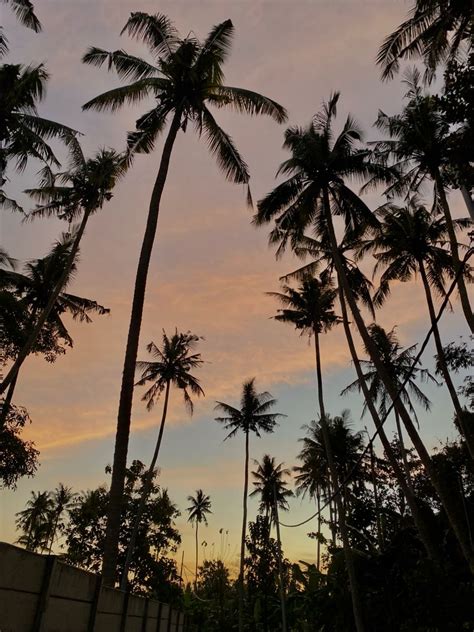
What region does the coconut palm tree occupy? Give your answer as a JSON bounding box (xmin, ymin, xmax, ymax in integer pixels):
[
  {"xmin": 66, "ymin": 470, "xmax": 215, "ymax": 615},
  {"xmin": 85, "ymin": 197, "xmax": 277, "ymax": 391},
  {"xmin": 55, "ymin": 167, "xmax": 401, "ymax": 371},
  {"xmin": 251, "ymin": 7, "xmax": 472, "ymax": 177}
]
[
  {"xmin": 215, "ymin": 378, "xmax": 284, "ymax": 632},
  {"xmin": 268, "ymin": 275, "xmax": 366, "ymax": 630},
  {"xmin": 342, "ymin": 324, "xmax": 437, "ymax": 478},
  {"xmin": 119, "ymin": 330, "xmax": 204, "ymax": 589},
  {"xmin": 187, "ymin": 489, "xmax": 212, "ymax": 590},
  {"xmin": 0, "ymin": 144, "xmax": 126, "ymax": 397},
  {"xmin": 372, "ymin": 77, "xmax": 474, "ymax": 332},
  {"xmin": 251, "ymin": 454, "xmax": 292, "ymax": 632},
  {"xmin": 377, "ymin": 0, "xmax": 473, "ymax": 80},
  {"xmin": 81, "ymin": 13, "xmax": 287, "ymax": 586},
  {"xmin": 0, "ymin": 62, "xmax": 76, "ymax": 188},
  {"xmin": 15, "ymin": 490, "xmax": 53, "ymax": 551},
  {"xmin": 256, "ymin": 93, "xmax": 474, "ymax": 572},
  {"xmin": 250, "ymin": 455, "xmax": 293, "ymax": 525},
  {"xmin": 0, "ymin": 232, "xmax": 109, "ymax": 426},
  {"xmin": 358, "ymin": 199, "xmax": 474, "ymax": 458},
  {"xmin": 47, "ymin": 483, "xmax": 76, "ymax": 554}
]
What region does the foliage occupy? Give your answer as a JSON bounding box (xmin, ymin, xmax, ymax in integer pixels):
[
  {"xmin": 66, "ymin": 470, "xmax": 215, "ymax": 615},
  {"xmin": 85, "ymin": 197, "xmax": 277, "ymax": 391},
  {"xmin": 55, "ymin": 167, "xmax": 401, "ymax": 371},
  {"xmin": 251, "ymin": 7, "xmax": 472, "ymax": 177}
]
[
  {"xmin": 64, "ymin": 461, "xmax": 182, "ymax": 600},
  {"xmin": 0, "ymin": 402, "xmax": 38, "ymax": 488}
]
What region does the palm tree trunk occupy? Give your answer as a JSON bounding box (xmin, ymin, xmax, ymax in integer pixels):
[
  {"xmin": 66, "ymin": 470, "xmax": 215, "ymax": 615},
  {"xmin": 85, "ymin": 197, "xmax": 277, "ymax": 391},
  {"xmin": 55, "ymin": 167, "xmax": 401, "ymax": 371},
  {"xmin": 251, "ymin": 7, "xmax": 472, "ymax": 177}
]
[
  {"xmin": 103, "ymin": 109, "xmax": 183, "ymax": 588},
  {"xmin": 119, "ymin": 379, "xmax": 171, "ymax": 590},
  {"xmin": 273, "ymin": 485, "xmax": 287, "ymax": 632},
  {"xmin": 195, "ymin": 522, "xmax": 199, "ymax": 591},
  {"xmin": 316, "ymin": 490, "xmax": 321, "ymax": 571},
  {"xmin": 0, "ymin": 207, "xmax": 92, "ymax": 397},
  {"xmin": 0, "ymin": 371, "xmax": 18, "ymax": 428},
  {"xmin": 434, "ymin": 172, "xmax": 474, "ymax": 333},
  {"xmin": 418, "ymin": 259, "xmax": 474, "ymax": 460},
  {"xmin": 368, "ymin": 434, "xmax": 384, "ymax": 550},
  {"xmin": 394, "ymin": 410, "xmax": 412, "ymax": 484},
  {"xmin": 323, "ymin": 191, "xmax": 474, "ymax": 571},
  {"xmin": 313, "ymin": 328, "xmax": 366, "ymax": 632},
  {"xmin": 238, "ymin": 430, "xmax": 250, "ymax": 632},
  {"xmin": 460, "ymin": 185, "xmax": 474, "ymax": 221}
]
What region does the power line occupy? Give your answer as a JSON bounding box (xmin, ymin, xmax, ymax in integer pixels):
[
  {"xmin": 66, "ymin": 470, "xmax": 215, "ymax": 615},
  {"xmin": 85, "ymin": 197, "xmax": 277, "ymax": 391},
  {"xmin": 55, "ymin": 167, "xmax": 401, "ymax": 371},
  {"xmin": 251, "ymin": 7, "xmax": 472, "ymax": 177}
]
[{"xmin": 279, "ymin": 247, "xmax": 473, "ymax": 529}]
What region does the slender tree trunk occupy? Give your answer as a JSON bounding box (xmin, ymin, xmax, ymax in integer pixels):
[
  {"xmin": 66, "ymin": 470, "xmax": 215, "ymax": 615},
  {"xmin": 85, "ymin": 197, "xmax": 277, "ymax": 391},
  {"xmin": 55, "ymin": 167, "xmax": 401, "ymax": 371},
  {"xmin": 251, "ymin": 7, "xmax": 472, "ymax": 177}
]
[
  {"xmin": 339, "ymin": 284, "xmax": 442, "ymax": 561},
  {"xmin": 238, "ymin": 430, "xmax": 250, "ymax": 632},
  {"xmin": 120, "ymin": 379, "xmax": 171, "ymax": 590},
  {"xmin": 368, "ymin": 435, "xmax": 384, "ymax": 550},
  {"xmin": 316, "ymin": 490, "xmax": 321, "ymax": 571},
  {"xmin": 323, "ymin": 191, "xmax": 474, "ymax": 570},
  {"xmin": 460, "ymin": 185, "xmax": 474, "ymax": 221},
  {"xmin": 273, "ymin": 485, "xmax": 287, "ymax": 632},
  {"xmin": 0, "ymin": 371, "xmax": 18, "ymax": 428},
  {"xmin": 195, "ymin": 522, "xmax": 199, "ymax": 591},
  {"xmin": 0, "ymin": 208, "xmax": 91, "ymax": 397},
  {"xmin": 103, "ymin": 109, "xmax": 183, "ymax": 587},
  {"xmin": 434, "ymin": 173, "xmax": 474, "ymax": 333},
  {"xmin": 394, "ymin": 410, "xmax": 412, "ymax": 485},
  {"xmin": 313, "ymin": 329, "xmax": 366, "ymax": 632},
  {"xmin": 419, "ymin": 260, "xmax": 474, "ymax": 461}
]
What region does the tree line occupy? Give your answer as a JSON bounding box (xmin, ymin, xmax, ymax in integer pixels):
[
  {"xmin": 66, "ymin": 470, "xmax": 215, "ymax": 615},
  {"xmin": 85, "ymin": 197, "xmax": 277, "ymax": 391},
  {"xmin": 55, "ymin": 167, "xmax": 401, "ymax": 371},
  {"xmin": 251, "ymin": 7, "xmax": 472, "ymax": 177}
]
[{"xmin": 2, "ymin": 0, "xmax": 474, "ymax": 630}]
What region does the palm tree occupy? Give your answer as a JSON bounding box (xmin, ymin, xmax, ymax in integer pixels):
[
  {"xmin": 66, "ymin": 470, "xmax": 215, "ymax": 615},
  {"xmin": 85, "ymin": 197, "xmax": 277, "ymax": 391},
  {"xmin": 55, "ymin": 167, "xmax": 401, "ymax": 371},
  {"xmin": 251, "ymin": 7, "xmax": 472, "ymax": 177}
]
[
  {"xmin": 256, "ymin": 93, "xmax": 474, "ymax": 572},
  {"xmin": 1, "ymin": 1, "xmax": 41, "ymax": 57},
  {"xmin": 47, "ymin": 483, "xmax": 75, "ymax": 554},
  {"xmin": 251, "ymin": 454, "xmax": 292, "ymax": 632},
  {"xmin": 81, "ymin": 13, "xmax": 287, "ymax": 586},
  {"xmin": 0, "ymin": 144, "xmax": 126, "ymax": 397},
  {"xmin": 372, "ymin": 78, "xmax": 474, "ymax": 332},
  {"xmin": 15, "ymin": 490, "xmax": 52, "ymax": 551},
  {"xmin": 342, "ymin": 324, "xmax": 437, "ymax": 478},
  {"xmin": 120, "ymin": 329, "xmax": 204, "ymax": 589},
  {"xmin": 268, "ymin": 275, "xmax": 366, "ymax": 630},
  {"xmin": 187, "ymin": 489, "xmax": 212, "ymax": 590},
  {"xmin": 0, "ymin": 63, "xmax": 76, "ymax": 187},
  {"xmin": 377, "ymin": 0, "xmax": 473, "ymax": 80},
  {"xmin": 0, "ymin": 232, "xmax": 109, "ymax": 426},
  {"xmin": 215, "ymin": 378, "xmax": 284, "ymax": 632},
  {"xmin": 358, "ymin": 200, "xmax": 474, "ymax": 458}
]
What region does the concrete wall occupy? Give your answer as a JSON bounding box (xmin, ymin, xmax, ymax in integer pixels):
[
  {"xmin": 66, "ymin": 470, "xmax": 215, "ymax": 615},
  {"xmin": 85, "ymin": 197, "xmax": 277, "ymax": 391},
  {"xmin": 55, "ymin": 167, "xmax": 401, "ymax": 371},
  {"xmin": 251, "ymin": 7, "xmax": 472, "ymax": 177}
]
[{"xmin": 0, "ymin": 542, "xmax": 189, "ymax": 632}]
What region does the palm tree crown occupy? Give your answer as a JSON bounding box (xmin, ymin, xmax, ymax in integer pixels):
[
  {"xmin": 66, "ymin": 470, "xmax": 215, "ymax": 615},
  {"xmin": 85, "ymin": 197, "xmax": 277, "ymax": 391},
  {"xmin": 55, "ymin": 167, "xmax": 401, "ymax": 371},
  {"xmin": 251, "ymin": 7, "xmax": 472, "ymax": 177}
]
[
  {"xmin": 250, "ymin": 454, "xmax": 293, "ymax": 522},
  {"xmin": 0, "ymin": 63, "xmax": 76, "ymax": 178},
  {"xmin": 215, "ymin": 378, "xmax": 285, "ymax": 439},
  {"xmin": 342, "ymin": 323, "xmax": 436, "ymax": 421},
  {"xmin": 83, "ymin": 14, "xmax": 287, "ymax": 195},
  {"xmin": 135, "ymin": 330, "xmax": 205, "ymax": 413},
  {"xmin": 187, "ymin": 489, "xmax": 212, "ymax": 527},
  {"xmin": 377, "ymin": 0, "xmax": 473, "ymax": 80},
  {"xmin": 268, "ymin": 275, "xmax": 341, "ymax": 337}
]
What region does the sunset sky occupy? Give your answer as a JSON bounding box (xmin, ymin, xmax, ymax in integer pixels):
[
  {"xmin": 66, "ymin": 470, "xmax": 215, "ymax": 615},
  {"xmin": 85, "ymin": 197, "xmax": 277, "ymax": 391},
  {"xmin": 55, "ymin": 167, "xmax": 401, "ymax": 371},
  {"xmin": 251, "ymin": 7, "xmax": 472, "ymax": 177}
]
[{"xmin": 1, "ymin": 0, "xmax": 471, "ymax": 579}]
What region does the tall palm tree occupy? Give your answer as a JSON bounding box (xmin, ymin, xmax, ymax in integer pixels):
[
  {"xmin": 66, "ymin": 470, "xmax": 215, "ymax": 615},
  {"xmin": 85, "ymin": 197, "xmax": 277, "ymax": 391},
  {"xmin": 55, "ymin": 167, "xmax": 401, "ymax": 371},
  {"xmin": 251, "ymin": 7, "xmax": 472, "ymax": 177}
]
[
  {"xmin": 256, "ymin": 93, "xmax": 474, "ymax": 572},
  {"xmin": 215, "ymin": 378, "xmax": 284, "ymax": 632},
  {"xmin": 268, "ymin": 275, "xmax": 366, "ymax": 631},
  {"xmin": 358, "ymin": 200, "xmax": 474, "ymax": 457},
  {"xmin": 250, "ymin": 454, "xmax": 293, "ymax": 524},
  {"xmin": 15, "ymin": 490, "xmax": 52, "ymax": 551},
  {"xmin": 342, "ymin": 323, "xmax": 437, "ymax": 478},
  {"xmin": 377, "ymin": 0, "xmax": 473, "ymax": 80},
  {"xmin": 187, "ymin": 489, "xmax": 212, "ymax": 590},
  {"xmin": 0, "ymin": 63, "xmax": 76, "ymax": 187},
  {"xmin": 82, "ymin": 13, "xmax": 287, "ymax": 586},
  {"xmin": 0, "ymin": 232, "xmax": 109, "ymax": 426},
  {"xmin": 372, "ymin": 78, "xmax": 474, "ymax": 332},
  {"xmin": 0, "ymin": 144, "xmax": 126, "ymax": 397},
  {"xmin": 47, "ymin": 483, "xmax": 75, "ymax": 554},
  {"xmin": 120, "ymin": 329, "xmax": 204, "ymax": 589},
  {"xmin": 251, "ymin": 454, "xmax": 292, "ymax": 632}
]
